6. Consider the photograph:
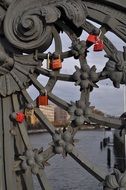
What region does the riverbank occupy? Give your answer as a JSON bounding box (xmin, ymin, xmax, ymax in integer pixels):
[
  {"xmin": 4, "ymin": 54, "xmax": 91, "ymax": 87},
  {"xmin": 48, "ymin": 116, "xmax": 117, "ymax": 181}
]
[{"xmin": 28, "ymin": 125, "xmax": 108, "ymax": 134}]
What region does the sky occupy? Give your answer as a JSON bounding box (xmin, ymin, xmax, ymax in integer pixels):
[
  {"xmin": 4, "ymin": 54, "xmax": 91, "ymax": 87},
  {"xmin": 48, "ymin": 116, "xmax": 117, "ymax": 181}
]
[{"xmin": 27, "ymin": 22, "xmax": 126, "ymax": 116}]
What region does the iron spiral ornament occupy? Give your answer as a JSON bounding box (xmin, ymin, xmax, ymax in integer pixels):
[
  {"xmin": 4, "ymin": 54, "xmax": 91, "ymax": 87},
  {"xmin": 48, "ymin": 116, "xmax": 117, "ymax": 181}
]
[{"xmin": 0, "ymin": 0, "xmax": 126, "ymax": 189}]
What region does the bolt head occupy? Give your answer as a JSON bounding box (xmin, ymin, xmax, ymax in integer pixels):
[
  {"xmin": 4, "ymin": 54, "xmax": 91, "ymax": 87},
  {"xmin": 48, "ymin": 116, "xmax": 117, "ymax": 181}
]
[
  {"xmin": 27, "ymin": 103, "xmax": 34, "ymax": 109},
  {"xmin": 52, "ymin": 134, "xmax": 61, "ymax": 143},
  {"xmin": 65, "ymin": 144, "xmax": 73, "ymax": 153},
  {"xmin": 10, "ymin": 128, "xmax": 16, "ymax": 136},
  {"xmin": 81, "ymin": 72, "xmax": 88, "ymax": 80},
  {"xmin": 26, "ymin": 150, "xmax": 34, "ymax": 159},
  {"xmin": 27, "ymin": 158, "xmax": 35, "ymax": 166},
  {"xmin": 10, "ymin": 112, "xmax": 17, "ymax": 120},
  {"xmin": 81, "ymin": 64, "xmax": 90, "ymax": 72},
  {"xmin": 62, "ymin": 131, "xmax": 72, "ymax": 142},
  {"xmin": 31, "ymin": 165, "xmax": 39, "ymax": 175},
  {"xmin": 80, "ymin": 80, "xmax": 89, "ymax": 89},
  {"xmin": 35, "ymin": 154, "xmax": 44, "ymax": 163},
  {"xmin": 85, "ymin": 108, "xmax": 91, "ymax": 116},
  {"xmin": 76, "ymin": 101, "xmax": 86, "ymax": 110},
  {"xmin": 75, "ymin": 116, "xmax": 85, "ymax": 126},
  {"xmin": 55, "ymin": 146, "xmax": 64, "ymax": 154},
  {"xmin": 21, "ymin": 161, "xmax": 28, "ymax": 170},
  {"xmin": 58, "ymin": 140, "xmax": 65, "ymax": 147},
  {"xmin": 75, "ymin": 108, "xmax": 83, "ymax": 116}
]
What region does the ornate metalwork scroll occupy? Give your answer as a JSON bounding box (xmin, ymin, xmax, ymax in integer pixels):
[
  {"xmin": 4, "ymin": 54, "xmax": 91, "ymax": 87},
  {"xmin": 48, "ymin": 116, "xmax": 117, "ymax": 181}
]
[{"xmin": 0, "ymin": 0, "xmax": 126, "ymax": 189}]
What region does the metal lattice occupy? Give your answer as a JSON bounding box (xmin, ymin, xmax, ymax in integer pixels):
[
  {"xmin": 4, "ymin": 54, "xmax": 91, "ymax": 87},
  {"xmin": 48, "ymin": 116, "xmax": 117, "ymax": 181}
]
[{"xmin": 0, "ymin": 0, "xmax": 126, "ymax": 189}]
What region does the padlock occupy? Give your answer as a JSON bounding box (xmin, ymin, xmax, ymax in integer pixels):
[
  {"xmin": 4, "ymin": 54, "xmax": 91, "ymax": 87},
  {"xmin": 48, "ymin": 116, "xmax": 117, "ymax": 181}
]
[
  {"xmin": 86, "ymin": 34, "xmax": 97, "ymax": 44},
  {"xmin": 25, "ymin": 108, "xmax": 34, "ymax": 117},
  {"xmin": 50, "ymin": 55, "xmax": 62, "ymax": 70},
  {"xmin": 47, "ymin": 53, "xmax": 51, "ymax": 69},
  {"xmin": 93, "ymin": 39, "xmax": 104, "ymax": 52},
  {"xmin": 16, "ymin": 112, "xmax": 25, "ymax": 123},
  {"xmin": 93, "ymin": 30, "xmax": 104, "ymax": 51},
  {"xmin": 37, "ymin": 90, "xmax": 48, "ymax": 106}
]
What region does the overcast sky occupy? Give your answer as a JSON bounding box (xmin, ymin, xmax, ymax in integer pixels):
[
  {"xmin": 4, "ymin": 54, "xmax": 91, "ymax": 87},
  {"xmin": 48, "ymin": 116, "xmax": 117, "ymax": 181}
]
[{"xmin": 27, "ymin": 25, "xmax": 125, "ymax": 116}]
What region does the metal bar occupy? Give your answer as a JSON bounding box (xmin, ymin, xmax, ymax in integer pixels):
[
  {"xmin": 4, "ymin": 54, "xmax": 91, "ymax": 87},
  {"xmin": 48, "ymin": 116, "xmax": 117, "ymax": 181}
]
[
  {"xmin": 40, "ymin": 146, "xmax": 55, "ymax": 162},
  {"xmin": 89, "ymin": 112, "xmax": 121, "ymax": 128},
  {"xmin": 22, "ymin": 89, "xmax": 36, "ymax": 107},
  {"xmin": 34, "ymin": 108, "xmax": 55, "ymax": 135},
  {"xmin": 23, "ymin": 168, "xmax": 34, "ymax": 190},
  {"xmin": 11, "ymin": 94, "xmax": 34, "ymax": 190},
  {"xmin": 0, "ymin": 97, "xmax": 5, "ymax": 190},
  {"xmin": 12, "ymin": 94, "xmax": 32, "ymax": 149},
  {"xmin": 45, "ymin": 76, "xmax": 58, "ymax": 93},
  {"xmin": 29, "ymin": 74, "xmax": 46, "ymax": 93},
  {"xmin": 28, "ymin": 74, "xmax": 70, "ymax": 111},
  {"xmin": 36, "ymin": 67, "xmax": 50, "ymax": 77},
  {"xmin": 57, "ymin": 74, "xmax": 74, "ymax": 82},
  {"xmin": 36, "ymin": 67, "xmax": 74, "ymax": 82},
  {"xmin": 37, "ymin": 170, "xmax": 52, "ymax": 190},
  {"xmin": 45, "ymin": 26, "xmax": 62, "ymax": 92},
  {"xmin": 48, "ymin": 92, "xmax": 70, "ymax": 111},
  {"xmin": 36, "ymin": 50, "xmax": 74, "ymax": 60},
  {"xmin": 69, "ymin": 148, "xmax": 106, "ymax": 182},
  {"xmin": 60, "ymin": 50, "xmax": 74, "ymax": 59},
  {"xmin": 2, "ymin": 96, "xmax": 17, "ymax": 190}
]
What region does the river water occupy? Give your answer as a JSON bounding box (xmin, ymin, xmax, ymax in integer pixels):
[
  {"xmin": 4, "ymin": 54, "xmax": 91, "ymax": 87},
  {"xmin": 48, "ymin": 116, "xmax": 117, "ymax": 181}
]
[{"xmin": 29, "ymin": 130, "xmax": 114, "ymax": 190}]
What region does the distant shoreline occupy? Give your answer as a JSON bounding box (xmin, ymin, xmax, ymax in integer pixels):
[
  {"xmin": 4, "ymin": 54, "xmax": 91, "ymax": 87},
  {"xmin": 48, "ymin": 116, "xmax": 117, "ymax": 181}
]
[{"xmin": 28, "ymin": 127, "xmax": 108, "ymax": 134}]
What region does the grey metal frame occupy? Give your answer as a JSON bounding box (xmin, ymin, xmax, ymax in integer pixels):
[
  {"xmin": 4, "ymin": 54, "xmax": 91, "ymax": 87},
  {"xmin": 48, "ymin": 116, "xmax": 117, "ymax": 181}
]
[{"xmin": 0, "ymin": 0, "xmax": 126, "ymax": 189}]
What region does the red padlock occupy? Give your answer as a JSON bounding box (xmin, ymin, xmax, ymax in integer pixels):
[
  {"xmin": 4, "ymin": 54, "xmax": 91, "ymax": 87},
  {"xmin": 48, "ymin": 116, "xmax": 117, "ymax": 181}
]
[
  {"xmin": 16, "ymin": 112, "xmax": 25, "ymax": 123},
  {"xmin": 86, "ymin": 34, "xmax": 97, "ymax": 44},
  {"xmin": 37, "ymin": 90, "xmax": 48, "ymax": 106},
  {"xmin": 50, "ymin": 55, "xmax": 62, "ymax": 70},
  {"xmin": 93, "ymin": 39, "xmax": 104, "ymax": 52}
]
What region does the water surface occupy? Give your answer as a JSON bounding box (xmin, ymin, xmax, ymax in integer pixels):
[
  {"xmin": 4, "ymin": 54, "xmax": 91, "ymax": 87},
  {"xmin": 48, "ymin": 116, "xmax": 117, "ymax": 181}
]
[{"xmin": 30, "ymin": 130, "xmax": 114, "ymax": 190}]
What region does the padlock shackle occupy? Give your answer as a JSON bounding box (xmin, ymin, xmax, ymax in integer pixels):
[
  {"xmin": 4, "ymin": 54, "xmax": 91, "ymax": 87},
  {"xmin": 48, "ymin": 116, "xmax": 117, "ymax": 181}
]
[
  {"xmin": 40, "ymin": 89, "xmax": 48, "ymax": 96},
  {"xmin": 95, "ymin": 30, "xmax": 103, "ymax": 43},
  {"xmin": 47, "ymin": 53, "xmax": 50, "ymax": 60},
  {"xmin": 47, "ymin": 53, "xmax": 51, "ymax": 69},
  {"xmin": 44, "ymin": 89, "xmax": 47, "ymax": 96},
  {"xmin": 98, "ymin": 29, "xmax": 102, "ymax": 38}
]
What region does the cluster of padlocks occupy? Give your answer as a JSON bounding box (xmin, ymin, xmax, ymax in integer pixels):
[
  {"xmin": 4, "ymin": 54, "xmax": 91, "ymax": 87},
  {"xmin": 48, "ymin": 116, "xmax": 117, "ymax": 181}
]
[
  {"xmin": 34, "ymin": 30, "xmax": 104, "ymax": 108},
  {"xmin": 36, "ymin": 30, "xmax": 104, "ymax": 108},
  {"xmin": 86, "ymin": 30, "xmax": 104, "ymax": 51}
]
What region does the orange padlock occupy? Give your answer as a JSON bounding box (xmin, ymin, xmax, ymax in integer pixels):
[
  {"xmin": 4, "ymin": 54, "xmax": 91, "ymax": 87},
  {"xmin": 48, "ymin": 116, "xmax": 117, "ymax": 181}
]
[
  {"xmin": 50, "ymin": 55, "xmax": 62, "ymax": 70},
  {"xmin": 86, "ymin": 34, "xmax": 97, "ymax": 44},
  {"xmin": 93, "ymin": 39, "xmax": 104, "ymax": 51},
  {"xmin": 37, "ymin": 90, "xmax": 48, "ymax": 106}
]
